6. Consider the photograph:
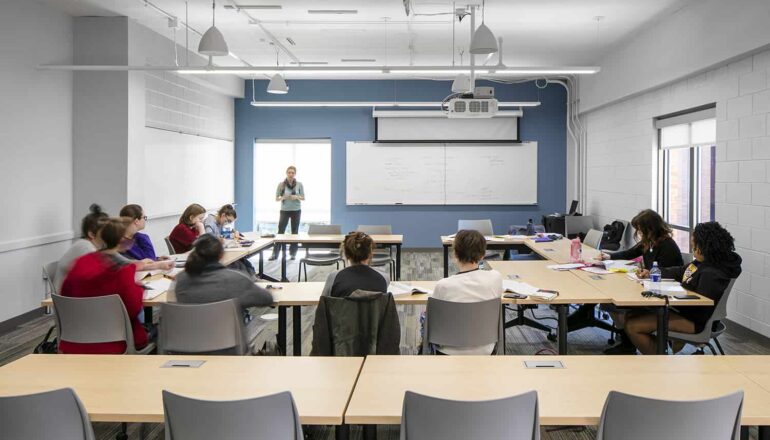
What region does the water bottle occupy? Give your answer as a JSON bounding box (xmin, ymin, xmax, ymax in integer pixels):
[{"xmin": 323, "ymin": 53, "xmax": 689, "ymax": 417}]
[
  {"xmin": 650, "ymin": 261, "xmax": 662, "ymax": 290},
  {"xmin": 526, "ymin": 219, "xmax": 535, "ymax": 236},
  {"xmin": 570, "ymin": 238, "xmax": 582, "ymax": 263},
  {"xmin": 222, "ymin": 223, "xmax": 233, "ymax": 239}
]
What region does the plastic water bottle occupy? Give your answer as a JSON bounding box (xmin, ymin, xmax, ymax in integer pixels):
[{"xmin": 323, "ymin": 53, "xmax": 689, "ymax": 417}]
[
  {"xmin": 570, "ymin": 238, "xmax": 582, "ymax": 263},
  {"xmin": 526, "ymin": 219, "xmax": 535, "ymax": 236},
  {"xmin": 222, "ymin": 223, "xmax": 233, "ymax": 239},
  {"xmin": 650, "ymin": 261, "xmax": 662, "ymax": 290}
]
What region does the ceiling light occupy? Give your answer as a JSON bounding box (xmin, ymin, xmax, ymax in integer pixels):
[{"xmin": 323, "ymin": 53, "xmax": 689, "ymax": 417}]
[
  {"xmin": 246, "ymin": 101, "xmax": 540, "ymax": 108},
  {"xmin": 470, "ymin": 0, "xmax": 497, "ymax": 55},
  {"xmin": 290, "ymin": 61, "xmax": 329, "ymax": 65},
  {"xmin": 199, "ymin": 1, "xmax": 229, "ymax": 56},
  {"xmin": 267, "ymin": 74, "xmax": 289, "ymax": 94},
  {"xmin": 451, "ymin": 74, "xmax": 471, "ymax": 93},
  {"xmin": 224, "ymin": 4, "xmax": 282, "ymax": 10},
  {"xmin": 308, "ymin": 9, "xmax": 358, "ymax": 14},
  {"xmin": 341, "ymin": 58, "xmax": 377, "ymax": 62}
]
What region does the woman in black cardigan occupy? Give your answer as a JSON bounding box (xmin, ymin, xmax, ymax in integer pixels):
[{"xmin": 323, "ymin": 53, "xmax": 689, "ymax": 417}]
[{"xmin": 625, "ymin": 222, "xmax": 742, "ymax": 355}]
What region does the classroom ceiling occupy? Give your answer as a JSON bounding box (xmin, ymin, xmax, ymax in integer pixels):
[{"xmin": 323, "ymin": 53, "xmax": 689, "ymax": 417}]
[{"xmin": 45, "ymin": 0, "xmax": 691, "ymax": 78}]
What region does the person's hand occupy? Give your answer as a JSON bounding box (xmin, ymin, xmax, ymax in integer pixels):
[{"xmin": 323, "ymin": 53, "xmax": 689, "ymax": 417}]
[
  {"xmin": 636, "ymin": 269, "xmax": 650, "ymax": 279},
  {"xmin": 194, "ymin": 221, "xmax": 205, "ymax": 234},
  {"xmin": 234, "ymin": 231, "xmax": 243, "ymax": 240},
  {"xmin": 598, "ymin": 252, "xmax": 611, "ymax": 261},
  {"xmin": 158, "ymin": 260, "xmax": 174, "ymax": 271}
]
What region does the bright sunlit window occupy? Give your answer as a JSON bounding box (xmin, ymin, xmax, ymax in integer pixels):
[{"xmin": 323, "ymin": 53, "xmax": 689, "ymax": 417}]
[
  {"xmin": 253, "ymin": 139, "xmax": 332, "ymax": 232},
  {"xmin": 657, "ymin": 109, "xmax": 716, "ymax": 252}
]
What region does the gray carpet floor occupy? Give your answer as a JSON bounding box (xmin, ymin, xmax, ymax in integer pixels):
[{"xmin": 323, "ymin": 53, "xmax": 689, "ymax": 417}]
[{"xmin": 2, "ymin": 250, "xmax": 769, "ymax": 440}]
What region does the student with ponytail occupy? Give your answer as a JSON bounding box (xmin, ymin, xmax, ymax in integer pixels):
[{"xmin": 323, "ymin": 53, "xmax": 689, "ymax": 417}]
[
  {"xmin": 171, "ymin": 234, "xmax": 272, "ymax": 310},
  {"xmin": 55, "ymin": 204, "xmax": 109, "ymax": 290},
  {"xmin": 321, "ymin": 231, "xmax": 388, "ymax": 298}
]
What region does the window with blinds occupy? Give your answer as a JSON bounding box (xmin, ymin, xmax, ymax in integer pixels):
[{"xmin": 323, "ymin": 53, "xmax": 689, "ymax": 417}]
[{"xmin": 656, "ymin": 105, "xmax": 717, "ymax": 252}]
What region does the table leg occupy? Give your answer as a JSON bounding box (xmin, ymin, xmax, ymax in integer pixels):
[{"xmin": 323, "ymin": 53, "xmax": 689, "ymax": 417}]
[
  {"xmin": 656, "ymin": 306, "xmax": 669, "ymax": 355},
  {"xmin": 293, "ymin": 306, "xmax": 302, "ymax": 356},
  {"xmin": 557, "ymin": 304, "xmax": 568, "ymax": 355},
  {"xmin": 144, "ymin": 306, "xmax": 154, "ymax": 325},
  {"xmin": 741, "ymin": 426, "xmax": 750, "ymax": 440},
  {"xmin": 280, "ymin": 243, "xmax": 289, "ymax": 282},
  {"xmin": 335, "ymin": 425, "xmax": 350, "ymax": 440},
  {"xmin": 278, "ymin": 306, "xmax": 287, "ymax": 356},
  {"xmin": 396, "ymin": 244, "xmax": 402, "ymax": 281},
  {"xmin": 363, "ymin": 425, "xmax": 377, "ymax": 440},
  {"xmin": 760, "ymin": 426, "xmax": 770, "ymax": 440},
  {"xmin": 443, "ymin": 245, "xmax": 449, "ymax": 278},
  {"xmin": 258, "ymin": 250, "xmax": 264, "ymax": 278}
]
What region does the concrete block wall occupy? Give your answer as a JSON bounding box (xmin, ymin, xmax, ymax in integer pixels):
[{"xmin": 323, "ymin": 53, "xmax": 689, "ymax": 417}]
[{"xmin": 583, "ymin": 49, "xmax": 770, "ymax": 336}]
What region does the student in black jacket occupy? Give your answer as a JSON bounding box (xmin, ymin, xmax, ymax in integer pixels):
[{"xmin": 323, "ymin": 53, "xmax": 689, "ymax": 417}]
[
  {"xmin": 569, "ymin": 209, "xmax": 683, "ymax": 353},
  {"xmin": 321, "ymin": 231, "xmax": 388, "ymax": 298},
  {"xmin": 625, "ymin": 222, "xmax": 742, "ymax": 355}
]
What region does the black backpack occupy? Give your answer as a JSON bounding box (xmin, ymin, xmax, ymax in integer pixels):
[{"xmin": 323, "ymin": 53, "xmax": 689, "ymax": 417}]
[
  {"xmin": 602, "ymin": 221, "xmax": 626, "ymax": 249},
  {"xmin": 33, "ymin": 326, "xmax": 58, "ymax": 354}
]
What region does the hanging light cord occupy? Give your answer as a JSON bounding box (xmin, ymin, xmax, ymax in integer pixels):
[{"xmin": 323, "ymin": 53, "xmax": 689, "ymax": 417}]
[{"xmin": 212, "ymin": 1, "xmax": 216, "ymax": 26}]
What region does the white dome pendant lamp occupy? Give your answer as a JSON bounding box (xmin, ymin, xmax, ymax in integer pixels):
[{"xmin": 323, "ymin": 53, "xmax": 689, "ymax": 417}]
[
  {"xmin": 470, "ymin": 0, "xmax": 497, "ymax": 55},
  {"xmin": 198, "ymin": 0, "xmax": 229, "ymax": 56},
  {"xmin": 266, "ymin": 48, "xmax": 289, "ymax": 94}
]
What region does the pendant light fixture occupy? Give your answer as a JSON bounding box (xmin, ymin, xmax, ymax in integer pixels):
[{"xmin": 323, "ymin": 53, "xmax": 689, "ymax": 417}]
[
  {"xmin": 266, "ymin": 48, "xmax": 289, "ymax": 94},
  {"xmin": 198, "ymin": 0, "xmax": 229, "ymax": 56},
  {"xmin": 470, "ymin": 0, "xmax": 497, "ymax": 55}
]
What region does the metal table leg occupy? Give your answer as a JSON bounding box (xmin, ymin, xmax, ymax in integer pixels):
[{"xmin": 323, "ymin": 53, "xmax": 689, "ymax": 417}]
[
  {"xmin": 443, "ymin": 245, "xmax": 449, "ymax": 278},
  {"xmin": 293, "ymin": 306, "xmax": 302, "ymax": 356},
  {"xmin": 280, "ymin": 243, "xmax": 289, "ymax": 282},
  {"xmin": 557, "ymin": 304, "xmax": 568, "ymax": 355},
  {"xmin": 278, "ymin": 306, "xmax": 287, "ymax": 355},
  {"xmin": 396, "ymin": 244, "xmax": 402, "ymax": 280},
  {"xmin": 656, "ymin": 306, "xmax": 669, "ymax": 355}
]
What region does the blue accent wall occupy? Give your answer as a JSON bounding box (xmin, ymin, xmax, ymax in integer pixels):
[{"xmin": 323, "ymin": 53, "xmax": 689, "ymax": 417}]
[{"xmin": 235, "ymin": 79, "xmax": 566, "ymax": 247}]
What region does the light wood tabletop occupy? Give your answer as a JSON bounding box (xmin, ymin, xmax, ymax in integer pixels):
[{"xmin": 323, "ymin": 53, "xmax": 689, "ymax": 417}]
[
  {"xmin": 524, "ymin": 238, "xmax": 602, "ymax": 264},
  {"xmin": 344, "ymin": 355, "xmax": 770, "ymax": 426},
  {"xmin": 440, "ymin": 235, "xmax": 529, "ymax": 246},
  {"xmin": 0, "ymin": 354, "xmax": 363, "ymax": 425},
  {"xmin": 221, "ymin": 235, "xmax": 274, "ymax": 266},
  {"xmin": 273, "ymin": 234, "xmax": 403, "ymax": 244}
]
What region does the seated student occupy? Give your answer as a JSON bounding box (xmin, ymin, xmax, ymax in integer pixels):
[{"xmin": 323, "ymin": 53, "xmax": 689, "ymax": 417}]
[
  {"xmin": 322, "ymin": 231, "xmax": 388, "ymax": 298},
  {"xmin": 569, "ymin": 209, "xmax": 683, "ymax": 354},
  {"xmin": 203, "ymin": 204, "xmax": 240, "ymax": 239},
  {"xmin": 625, "ymin": 222, "xmax": 742, "ymax": 355},
  {"xmin": 59, "ymin": 217, "xmax": 150, "ymax": 354},
  {"xmin": 430, "ymin": 229, "xmax": 503, "ymax": 355},
  {"xmin": 168, "ymin": 203, "xmax": 206, "ymax": 254},
  {"xmin": 171, "ymin": 234, "xmax": 272, "ymax": 309},
  {"xmin": 118, "ymin": 204, "xmax": 174, "ymax": 272},
  {"xmin": 55, "ymin": 204, "xmax": 108, "ymax": 291}
]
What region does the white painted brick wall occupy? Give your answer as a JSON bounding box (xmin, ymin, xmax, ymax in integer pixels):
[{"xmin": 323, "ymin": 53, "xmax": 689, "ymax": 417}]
[{"xmin": 582, "ymin": 49, "xmax": 770, "ymax": 337}]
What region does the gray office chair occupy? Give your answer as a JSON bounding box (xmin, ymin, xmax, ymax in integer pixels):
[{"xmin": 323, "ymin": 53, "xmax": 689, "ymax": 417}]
[
  {"xmin": 666, "ymin": 279, "xmax": 737, "ymax": 355},
  {"xmin": 42, "ymin": 260, "xmax": 58, "ymax": 296},
  {"xmin": 164, "ymin": 236, "xmax": 176, "ymax": 255},
  {"xmin": 458, "ymin": 219, "xmax": 500, "ymax": 260},
  {"xmin": 52, "ymin": 293, "xmax": 155, "ymax": 355},
  {"xmin": 159, "ymin": 299, "xmax": 246, "ymax": 355},
  {"xmin": 583, "ymin": 229, "xmax": 604, "ymax": 249},
  {"xmin": 400, "ymin": 390, "xmax": 540, "ymax": 440},
  {"xmin": 508, "ymin": 224, "xmax": 546, "ymax": 235},
  {"xmin": 357, "ymin": 225, "xmax": 396, "ymax": 281},
  {"xmin": 298, "ymin": 224, "xmax": 345, "ymax": 282},
  {"xmin": 163, "ymin": 390, "xmax": 303, "ymax": 440},
  {"xmin": 564, "ymin": 215, "xmax": 594, "ymax": 239},
  {"xmin": 0, "ymin": 388, "xmax": 95, "ymax": 440},
  {"xmin": 596, "ymin": 390, "xmax": 743, "ymax": 440},
  {"xmin": 422, "ymin": 297, "xmax": 505, "ymax": 355}
]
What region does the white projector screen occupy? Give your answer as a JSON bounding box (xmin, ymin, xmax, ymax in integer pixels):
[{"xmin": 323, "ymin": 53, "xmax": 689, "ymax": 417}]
[
  {"xmin": 376, "ymin": 117, "xmax": 518, "ymax": 141},
  {"xmin": 346, "ymin": 141, "xmax": 537, "ymax": 205}
]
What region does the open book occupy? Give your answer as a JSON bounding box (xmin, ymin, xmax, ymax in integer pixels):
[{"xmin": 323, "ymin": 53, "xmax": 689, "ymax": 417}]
[
  {"xmin": 502, "ymin": 280, "xmax": 558, "ymax": 301},
  {"xmin": 142, "ymin": 278, "xmax": 172, "ymax": 300},
  {"xmin": 642, "ymin": 280, "xmax": 685, "ymax": 293},
  {"xmin": 388, "ymin": 282, "xmax": 432, "ymax": 296}
]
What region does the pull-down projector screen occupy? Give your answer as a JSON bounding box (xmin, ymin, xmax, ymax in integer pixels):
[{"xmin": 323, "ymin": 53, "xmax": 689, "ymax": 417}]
[
  {"xmin": 346, "ymin": 141, "xmax": 537, "ymax": 205},
  {"xmin": 376, "ymin": 117, "xmax": 519, "ymax": 142}
]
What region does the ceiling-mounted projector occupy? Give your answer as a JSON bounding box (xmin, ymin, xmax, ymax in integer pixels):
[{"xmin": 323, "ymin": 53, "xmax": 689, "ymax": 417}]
[{"xmin": 447, "ymin": 87, "xmax": 498, "ymax": 118}]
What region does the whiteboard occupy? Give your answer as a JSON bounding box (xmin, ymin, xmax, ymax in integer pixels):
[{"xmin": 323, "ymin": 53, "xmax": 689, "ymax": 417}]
[
  {"xmin": 140, "ymin": 128, "xmax": 234, "ymax": 217},
  {"xmin": 346, "ymin": 141, "xmax": 537, "ymax": 205}
]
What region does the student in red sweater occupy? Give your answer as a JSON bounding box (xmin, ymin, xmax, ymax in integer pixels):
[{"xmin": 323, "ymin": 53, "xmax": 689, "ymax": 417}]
[
  {"xmin": 59, "ymin": 217, "xmax": 149, "ymax": 354},
  {"xmin": 168, "ymin": 203, "xmax": 206, "ymax": 253}
]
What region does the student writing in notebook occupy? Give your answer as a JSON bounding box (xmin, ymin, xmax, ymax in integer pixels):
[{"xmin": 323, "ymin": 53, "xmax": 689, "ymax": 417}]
[{"xmin": 168, "ymin": 203, "xmax": 206, "ymax": 254}]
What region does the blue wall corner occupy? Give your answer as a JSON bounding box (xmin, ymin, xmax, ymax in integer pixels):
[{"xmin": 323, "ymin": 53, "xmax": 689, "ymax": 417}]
[{"xmin": 234, "ymin": 79, "xmax": 567, "ymax": 247}]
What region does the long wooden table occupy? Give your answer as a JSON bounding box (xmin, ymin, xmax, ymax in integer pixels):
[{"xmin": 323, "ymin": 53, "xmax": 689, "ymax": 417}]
[
  {"xmin": 273, "ymin": 234, "xmax": 403, "ymax": 282},
  {"xmin": 0, "ymin": 354, "xmax": 362, "ymax": 428},
  {"xmin": 345, "ymin": 355, "xmax": 770, "ymax": 432}
]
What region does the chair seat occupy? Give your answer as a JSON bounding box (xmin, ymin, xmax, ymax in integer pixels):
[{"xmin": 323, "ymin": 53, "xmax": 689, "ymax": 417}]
[
  {"xmin": 370, "ymin": 256, "xmax": 394, "ymax": 266},
  {"xmin": 136, "ymin": 341, "xmax": 156, "ymax": 355},
  {"xmin": 667, "ymin": 321, "xmax": 726, "ymax": 345},
  {"xmin": 301, "ymin": 256, "xmax": 344, "ymax": 266}
]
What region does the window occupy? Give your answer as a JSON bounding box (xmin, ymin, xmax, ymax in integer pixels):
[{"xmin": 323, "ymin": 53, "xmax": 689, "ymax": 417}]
[
  {"xmin": 253, "ymin": 140, "xmax": 332, "ymax": 231},
  {"xmin": 657, "ymin": 107, "xmax": 716, "ymax": 252}
]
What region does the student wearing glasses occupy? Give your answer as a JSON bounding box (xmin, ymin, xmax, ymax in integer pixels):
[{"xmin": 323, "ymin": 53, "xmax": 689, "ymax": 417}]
[
  {"xmin": 625, "ymin": 222, "xmax": 742, "ymax": 355},
  {"xmin": 119, "ymin": 204, "xmax": 174, "ymax": 272},
  {"xmin": 202, "ymin": 204, "xmax": 256, "ymax": 278},
  {"xmin": 322, "ymin": 231, "xmax": 388, "ymax": 298}
]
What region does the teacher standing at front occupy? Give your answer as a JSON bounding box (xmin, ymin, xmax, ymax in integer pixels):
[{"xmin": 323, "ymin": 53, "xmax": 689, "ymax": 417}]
[{"xmin": 270, "ymin": 165, "xmax": 305, "ymax": 260}]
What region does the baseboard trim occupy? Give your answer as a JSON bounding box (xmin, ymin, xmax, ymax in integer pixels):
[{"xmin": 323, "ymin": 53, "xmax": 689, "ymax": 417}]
[{"xmin": 0, "ymin": 308, "xmax": 47, "ymax": 337}]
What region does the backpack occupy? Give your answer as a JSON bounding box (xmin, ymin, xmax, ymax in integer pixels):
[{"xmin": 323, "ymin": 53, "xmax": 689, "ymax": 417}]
[
  {"xmin": 602, "ymin": 221, "xmax": 626, "ymax": 248},
  {"xmin": 33, "ymin": 326, "xmax": 58, "ymax": 354}
]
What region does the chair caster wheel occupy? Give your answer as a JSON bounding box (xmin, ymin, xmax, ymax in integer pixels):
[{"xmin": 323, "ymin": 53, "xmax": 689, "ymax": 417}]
[{"xmin": 547, "ymin": 333, "xmax": 557, "ymax": 342}]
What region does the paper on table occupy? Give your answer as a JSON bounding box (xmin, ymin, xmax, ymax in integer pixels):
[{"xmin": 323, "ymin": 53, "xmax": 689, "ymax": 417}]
[
  {"xmin": 388, "ymin": 282, "xmax": 431, "ymax": 296},
  {"xmin": 547, "ymin": 263, "xmax": 585, "ymax": 271},
  {"xmin": 503, "ymin": 280, "xmax": 539, "ymax": 295},
  {"xmin": 143, "ymin": 278, "xmax": 172, "ymax": 298},
  {"xmin": 626, "ymin": 272, "xmax": 641, "ymax": 282},
  {"xmin": 581, "ymin": 266, "xmax": 612, "ymax": 275},
  {"xmin": 642, "ymin": 281, "xmax": 685, "ymax": 293}
]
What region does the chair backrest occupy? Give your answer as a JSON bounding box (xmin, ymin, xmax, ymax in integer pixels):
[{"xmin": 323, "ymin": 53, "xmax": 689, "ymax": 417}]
[
  {"xmin": 400, "ymin": 390, "xmax": 540, "ymax": 440},
  {"xmin": 43, "ymin": 261, "xmax": 59, "ymax": 296},
  {"xmin": 164, "ymin": 236, "xmax": 176, "ymax": 254},
  {"xmin": 52, "ymin": 293, "xmax": 135, "ymax": 354},
  {"xmin": 0, "ymin": 388, "xmax": 95, "ymax": 440},
  {"xmin": 508, "ymin": 224, "xmax": 546, "ymax": 235},
  {"xmin": 307, "ymin": 224, "xmax": 342, "ymax": 235},
  {"xmin": 163, "ymin": 390, "xmax": 303, "ymax": 440},
  {"xmin": 159, "ymin": 299, "xmax": 246, "ymax": 355},
  {"xmin": 706, "ymin": 278, "xmax": 737, "ymax": 327},
  {"xmin": 357, "ymin": 225, "xmax": 393, "ymax": 235},
  {"xmin": 596, "ymin": 390, "xmax": 743, "ymax": 440},
  {"xmin": 424, "ymin": 297, "xmax": 503, "ymax": 354},
  {"xmin": 458, "ymin": 219, "xmax": 494, "ymax": 236},
  {"xmin": 564, "ymin": 216, "xmax": 594, "ymax": 237},
  {"xmin": 583, "ymin": 229, "xmax": 604, "ymax": 249},
  {"xmin": 681, "ymin": 252, "xmax": 694, "ymax": 265}
]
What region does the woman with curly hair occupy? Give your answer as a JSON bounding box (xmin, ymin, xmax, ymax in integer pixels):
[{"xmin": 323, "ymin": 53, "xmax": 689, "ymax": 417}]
[{"xmin": 625, "ymin": 222, "xmax": 742, "ymax": 354}]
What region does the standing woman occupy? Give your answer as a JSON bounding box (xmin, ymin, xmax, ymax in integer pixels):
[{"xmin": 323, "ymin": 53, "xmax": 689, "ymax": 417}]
[{"xmin": 270, "ymin": 166, "xmax": 304, "ymax": 260}]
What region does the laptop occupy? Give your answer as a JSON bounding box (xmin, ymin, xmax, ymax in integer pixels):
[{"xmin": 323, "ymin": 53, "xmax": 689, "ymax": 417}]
[{"xmin": 568, "ymin": 200, "xmax": 579, "ymax": 215}]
